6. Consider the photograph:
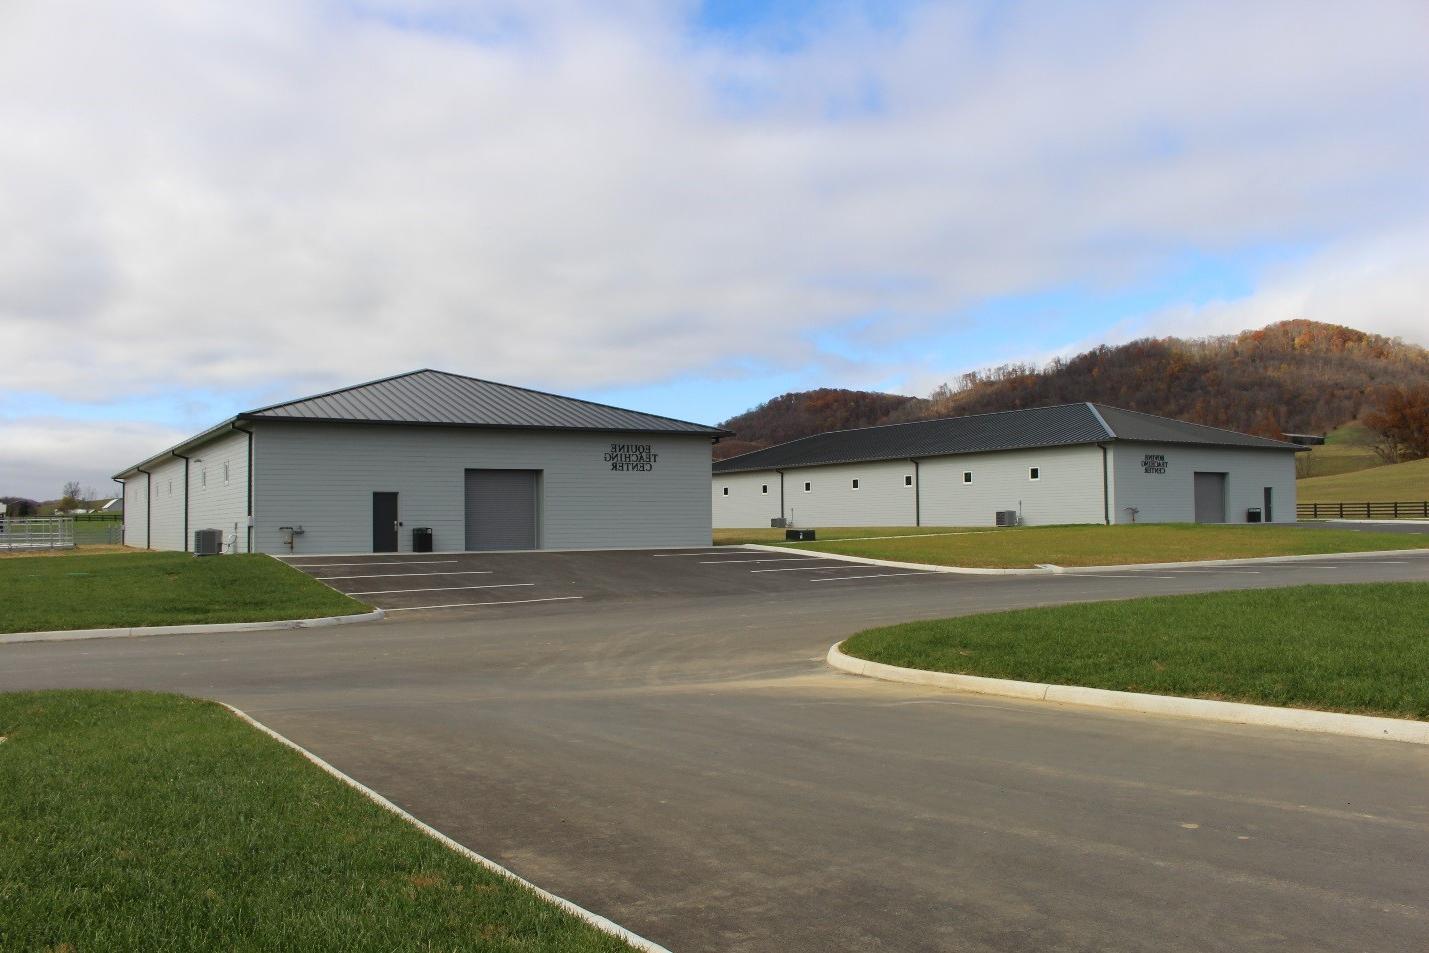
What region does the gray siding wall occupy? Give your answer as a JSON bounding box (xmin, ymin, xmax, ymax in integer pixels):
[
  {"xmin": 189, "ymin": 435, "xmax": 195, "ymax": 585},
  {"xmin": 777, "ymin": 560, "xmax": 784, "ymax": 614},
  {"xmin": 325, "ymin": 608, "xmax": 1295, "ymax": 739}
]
[
  {"xmin": 714, "ymin": 460, "xmax": 918, "ymax": 528},
  {"xmin": 122, "ymin": 429, "xmax": 252, "ymax": 552},
  {"xmin": 122, "ymin": 471, "xmax": 150, "ymax": 548},
  {"xmin": 145, "ymin": 455, "xmax": 188, "ymax": 550},
  {"xmin": 1109, "ymin": 443, "xmax": 1297, "ymax": 523},
  {"xmin": 919, "ymin": 445, "xmax": 1106, "ymax": 526},
  {"xmin": 188, "ymin": 429, "xmax": 252, "ymax": 552},
  {"xmin": 251, "ymin": 422, "xmax": 713, "ymax": 554},
  {"xmin": 711, "ymin": 471, "xmax": 785, "ymax": 528}
]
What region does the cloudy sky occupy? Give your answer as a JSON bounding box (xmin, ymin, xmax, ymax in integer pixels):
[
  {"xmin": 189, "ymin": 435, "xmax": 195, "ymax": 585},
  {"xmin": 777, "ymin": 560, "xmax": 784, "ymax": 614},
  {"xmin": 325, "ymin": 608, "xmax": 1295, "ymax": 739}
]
[{"xmin": 2, "ymin": 0, "xmax": 1426, "ymax": 499}]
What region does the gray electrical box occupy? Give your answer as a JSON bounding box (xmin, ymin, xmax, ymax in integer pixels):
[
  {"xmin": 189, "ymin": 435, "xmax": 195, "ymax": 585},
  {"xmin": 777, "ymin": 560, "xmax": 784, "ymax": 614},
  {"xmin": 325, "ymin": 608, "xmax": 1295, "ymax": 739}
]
[{"xmin": 193, "ymin": 528, "xmax": 223, "ymax": 556}]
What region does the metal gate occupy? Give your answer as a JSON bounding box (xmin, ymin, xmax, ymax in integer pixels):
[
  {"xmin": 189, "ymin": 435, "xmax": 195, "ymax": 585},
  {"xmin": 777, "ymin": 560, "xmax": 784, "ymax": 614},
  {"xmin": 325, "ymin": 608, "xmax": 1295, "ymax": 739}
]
[
  {"xmin": 1193, "ymin": 472, "xmax": 1227, "ymax": 523},
  {"xmin": 464, "ymin": 469, "xmax": 539, "ymax": 551}
]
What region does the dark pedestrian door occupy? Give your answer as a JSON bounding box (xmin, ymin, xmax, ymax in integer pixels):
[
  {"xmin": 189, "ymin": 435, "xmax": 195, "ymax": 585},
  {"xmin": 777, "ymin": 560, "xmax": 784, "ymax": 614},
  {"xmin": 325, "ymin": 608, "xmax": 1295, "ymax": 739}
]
[
  {"xmin": 372, "ymin": 491, "xmax": 399, "ymax": 552},
  {"xmin": 1263, "ymin": 486, "xmax": 1274, "ymax": 523},
  {"xmin": 1193, "ymin": 473, "xmax": 1227, "ymax": 523},
  {"xmin": 465, "ymin": 469, "xmax": 539, "ymax": 550}
]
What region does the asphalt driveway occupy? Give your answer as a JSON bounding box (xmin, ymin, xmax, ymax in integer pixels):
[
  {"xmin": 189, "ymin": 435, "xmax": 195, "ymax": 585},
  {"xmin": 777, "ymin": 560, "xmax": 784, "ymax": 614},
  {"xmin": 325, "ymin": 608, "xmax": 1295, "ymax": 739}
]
[{"xmin": 4, "ymin": 550, "xmax": 1428, "ymax": 952}]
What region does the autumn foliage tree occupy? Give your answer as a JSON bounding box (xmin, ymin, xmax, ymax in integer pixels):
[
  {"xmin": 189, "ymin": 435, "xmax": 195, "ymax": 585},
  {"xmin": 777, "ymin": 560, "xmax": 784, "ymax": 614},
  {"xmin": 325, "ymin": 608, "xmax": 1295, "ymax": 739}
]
[{"xmin": 1363, "ymin": 384, "xmax": 1429, "ymax": 463}]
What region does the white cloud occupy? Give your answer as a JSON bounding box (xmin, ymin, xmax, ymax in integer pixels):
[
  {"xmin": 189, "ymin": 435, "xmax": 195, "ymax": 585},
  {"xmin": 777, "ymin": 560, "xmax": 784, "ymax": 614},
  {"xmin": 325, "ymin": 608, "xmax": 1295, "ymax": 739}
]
[
  {"xmin": 0, "ymin": 417, "xmax": 187, "ymax": 502},
  {"xmin": 0, "ymin": 0, "xmax": 1425, "ymax": 482}
]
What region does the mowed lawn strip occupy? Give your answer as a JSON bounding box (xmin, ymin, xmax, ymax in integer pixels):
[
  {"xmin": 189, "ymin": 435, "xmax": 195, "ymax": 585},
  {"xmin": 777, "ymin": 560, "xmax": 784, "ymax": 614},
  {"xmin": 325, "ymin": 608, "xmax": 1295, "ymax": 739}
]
[
  {"xmin": 763, "ymin": 523, "xmax": 1427, "ymax": 568},
  {"xmin": 0, "ymin": 552, "xmax": 366, "ymax": 633},
  {"xmin": 840, "ymin": 583, "xmax": 1429, "ymax": 719},
  {"xmin": 0, "ymin": 691, "xmax": 636, "ymax": 953},
  {"xmin": 714, "ymin": 525, "xmax": 985, "ymax": 545}
]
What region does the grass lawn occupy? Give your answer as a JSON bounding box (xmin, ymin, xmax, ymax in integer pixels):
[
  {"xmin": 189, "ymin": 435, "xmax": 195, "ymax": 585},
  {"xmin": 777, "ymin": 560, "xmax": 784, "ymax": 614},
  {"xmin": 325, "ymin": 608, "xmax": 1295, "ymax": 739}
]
[
  {"xmin": 1294, "ymin": 422, "xmax": 1385, "ymax": 480},
  {"xmin": 840, "ymin": 583, "xmax": 1429, "ymax": 719},
  {"xmin": 0, "ymin": 552, "xmax": 365, "ymax": 633},
  {"xmin": 755, "ymin": 523, "xmax": 1427, "ymax": 568},
  {"xmin": 714, "ymin": 525, "xmax": 977, "ymax": 545},
  {"xmin": 0, "ymin": 691, "xmax": 633, "ymax": 952},
  {"xmin": 1297, "ymin": 456, "xmax": 1429, "ymax": 504}
]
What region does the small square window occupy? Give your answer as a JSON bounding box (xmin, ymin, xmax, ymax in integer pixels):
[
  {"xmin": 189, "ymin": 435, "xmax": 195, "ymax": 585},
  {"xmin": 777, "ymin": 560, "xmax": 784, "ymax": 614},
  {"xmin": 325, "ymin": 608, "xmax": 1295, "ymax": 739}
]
[
  {"xmin": 761, "ymin": 484, "xmax": 768, "ymax": 494},
  {"xmin": 1029, "ymin": 467, "xmax": 1040, "ymax": 481},
  {"xmin": 851, "ymin": 479, "xmax": 859, "ymax": 489},
  {"xmin": 722, "ymin": 487, "xmax": 729, "ymax": 496},
  {"xmin": 905, "ymin": 475, "xmax": 913, "ymax": 487},
  {"xmin": 804, "ymin": 481, "xmax": 811, "ymax": 492},
  {"xmin": 963, "ymin": 471, "xmax": 973, "ymax": 484}
]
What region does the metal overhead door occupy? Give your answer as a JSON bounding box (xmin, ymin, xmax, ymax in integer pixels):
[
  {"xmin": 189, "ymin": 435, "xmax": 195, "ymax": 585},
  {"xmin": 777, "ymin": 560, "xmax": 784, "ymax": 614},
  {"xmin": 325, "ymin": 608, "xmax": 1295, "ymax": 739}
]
[
  {"xmin": 1193, "ymin": 472, "xmax": 1227, "ymax": 523},
  {"xmin": 464, "ymin": 469, "xmax": 539, "ymax": 550}
]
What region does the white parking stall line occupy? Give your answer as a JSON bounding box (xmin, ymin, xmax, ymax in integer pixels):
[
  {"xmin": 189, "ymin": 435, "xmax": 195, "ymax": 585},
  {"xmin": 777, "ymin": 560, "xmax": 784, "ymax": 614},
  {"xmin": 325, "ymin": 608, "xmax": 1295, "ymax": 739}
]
[
  {"xmin": 291, "ymin": 560, "xmax": 461, "ymax": 568},
  {"xmin": 652, "ymin": 552, "xmax": 741, "ymax": 557},
  {"xmin": 699, "ymin": 557, "xmax": 828, "ymax": 565},
  {"xmin": 1153, "ymin": 569, "xmax": 1263, "ymax": 575},
  {"xmin": 748, "ymin": 565, "xmax": 857, "ymax": 574},
  {"xmin": 316, "ymin": 570, "xmax": 495, "ymax": 580},
  {"xmin": 384, "ymin": 596, "xmax": 584, "ymax": 612},
  {"xmin": 1355, "ymin": 560, "xmax": 1410, "ymax": 564},
  {"xmin": 347, "ymin": 583, "xmax": 535, "ymax": 596},
  {"xmin": 809, "ymin": 572, "xmax": 936, "ymax": 582}
]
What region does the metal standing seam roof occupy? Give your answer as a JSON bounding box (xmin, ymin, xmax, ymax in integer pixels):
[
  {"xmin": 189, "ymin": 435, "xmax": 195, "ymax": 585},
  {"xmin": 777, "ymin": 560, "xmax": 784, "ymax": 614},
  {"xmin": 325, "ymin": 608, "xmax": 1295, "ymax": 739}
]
[
  {"xmin": 115, "ymin": 370, "xmax": 728, "ymax": 478},
  {"xmin": 711, "ymin": 402, "xmax": 1300, "ymax": 474}
]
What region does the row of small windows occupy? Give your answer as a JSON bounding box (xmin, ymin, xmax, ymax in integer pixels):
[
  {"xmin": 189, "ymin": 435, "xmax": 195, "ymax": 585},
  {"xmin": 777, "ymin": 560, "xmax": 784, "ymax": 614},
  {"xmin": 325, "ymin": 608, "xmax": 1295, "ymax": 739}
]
[
  {"xmin": 721, "ymin": 468, "xmax": 1041, "ymax": 496},
  {"xmin": 147, "ymin": 463, "xmax": 233, "ymax": 499}
]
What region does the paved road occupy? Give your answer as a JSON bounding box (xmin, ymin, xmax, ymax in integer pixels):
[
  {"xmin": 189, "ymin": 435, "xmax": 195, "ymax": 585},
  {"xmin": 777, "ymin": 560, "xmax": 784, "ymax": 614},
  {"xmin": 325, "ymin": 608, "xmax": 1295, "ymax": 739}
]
[{"xmin": 4, "ymin": 550, "xmax": 1429, "ymax": 952}]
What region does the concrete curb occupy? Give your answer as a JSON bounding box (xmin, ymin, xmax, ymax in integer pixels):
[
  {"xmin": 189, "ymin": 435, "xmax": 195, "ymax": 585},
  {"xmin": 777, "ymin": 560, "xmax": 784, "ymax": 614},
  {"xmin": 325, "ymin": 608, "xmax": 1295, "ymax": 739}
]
[
  {"xmin": 739, "ymin": 544, "xmax": 1045, "ymax": 574},
  {"xmin": 742, "ymin": 543, "xmax": 1429, "ymax": 575},
  {"xmin": 0, "ymin": 608, "xmax": 386, "ymax": 645},
  {"xmin": 826, "ymin": 643, "xmax": 1429, "ymax": 746},
  {"xmin": 223, "ymin": 704, "xmax": 671, "ymax": 953}
]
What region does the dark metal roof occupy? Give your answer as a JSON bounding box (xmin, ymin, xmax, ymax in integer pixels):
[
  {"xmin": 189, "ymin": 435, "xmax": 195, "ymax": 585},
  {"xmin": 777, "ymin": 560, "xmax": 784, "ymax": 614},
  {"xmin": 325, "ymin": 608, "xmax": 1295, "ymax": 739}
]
[
  {"xmin": 712, "ymin": 402, "xmax": 1298, "ymax": 473},
  {"xmin": 241, "ymin": 369, "xmax": 728, "ymax": 436}
]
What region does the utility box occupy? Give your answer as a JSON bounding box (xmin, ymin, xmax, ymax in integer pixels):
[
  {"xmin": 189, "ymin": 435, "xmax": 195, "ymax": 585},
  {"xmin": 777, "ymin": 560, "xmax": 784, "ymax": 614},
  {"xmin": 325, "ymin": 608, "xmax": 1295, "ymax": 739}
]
[
  {"xmin": 770, "ymin": 517, "xmax": 787, "ymax": 528},
  {"xmin": 412, "ymin": 527, "xmax": 434, "ymax": 552},
  {"xmin": 193, "ymin": 528, "xmax": 223, "ymax": 556},
  {"xmin": 995, "ymin": 510, "xmax": 1020, "ymax": 527},
  {"xmin": 1246, "ymin": 508, "xmax": 1263, "ymax": 523},
  {"xmin": 785, "ymin": 529, "xmax": 816, "ymax": 541}
]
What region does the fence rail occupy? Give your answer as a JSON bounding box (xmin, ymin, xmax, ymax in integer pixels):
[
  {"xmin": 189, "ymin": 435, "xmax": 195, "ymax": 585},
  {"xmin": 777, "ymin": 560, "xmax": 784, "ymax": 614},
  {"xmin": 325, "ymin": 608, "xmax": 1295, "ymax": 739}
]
[
  {"xmin": 1297, "ymin": 501, "xmax": 1429, "ymax": 520},
  {"xmin": 0, "ymin": 516, "xmax": 76, "ymax": 550}
]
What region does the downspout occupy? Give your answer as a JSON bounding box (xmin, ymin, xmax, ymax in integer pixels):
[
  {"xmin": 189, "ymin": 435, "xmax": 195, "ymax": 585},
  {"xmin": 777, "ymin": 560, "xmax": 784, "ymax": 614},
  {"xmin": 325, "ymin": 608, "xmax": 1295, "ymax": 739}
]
[
  {"xmin": 910, "ymin": 459, "xmax": 921, "ymax": 527},
  {"xmin": 231, "ymin": 421, "xmax": 255, "ymax": 553},
  {"xmin": 136, "ymin": 467, "xmax": 153, "ymax": 549},
  {"xmin": 173, "ymin": 452, "xmax": 190, "ymax": 552},
  {"xmin": 1097, "ymin": 443, "xmax": 1110, "ymax": 525}
]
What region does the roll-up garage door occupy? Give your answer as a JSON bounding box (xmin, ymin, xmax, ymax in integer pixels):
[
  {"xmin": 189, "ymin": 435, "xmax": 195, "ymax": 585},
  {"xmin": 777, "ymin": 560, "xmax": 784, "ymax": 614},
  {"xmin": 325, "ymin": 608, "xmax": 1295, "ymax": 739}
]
[
  {"xmin": 464, "ymin": 469, "xmax": 539, "ymax": 550},
  {"xmin": 1193, "ymin": 472, "xmax": 1227, "ymax": 523}
]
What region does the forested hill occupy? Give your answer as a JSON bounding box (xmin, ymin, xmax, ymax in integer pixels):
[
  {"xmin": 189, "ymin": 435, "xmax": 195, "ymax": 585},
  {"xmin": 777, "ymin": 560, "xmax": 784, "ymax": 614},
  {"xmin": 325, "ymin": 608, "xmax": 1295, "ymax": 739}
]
[{"xmin": 712, "ymin": 320, "xmax": 1429, "ymax": 460}]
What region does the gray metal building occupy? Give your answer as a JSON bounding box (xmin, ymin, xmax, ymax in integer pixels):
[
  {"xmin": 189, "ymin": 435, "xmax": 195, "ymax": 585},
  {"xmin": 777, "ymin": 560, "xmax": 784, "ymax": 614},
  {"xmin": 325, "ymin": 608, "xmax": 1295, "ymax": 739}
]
[
  {"xmin": 713, "ymin": 402, "xmax": 1301, "ymax": 528},
  {"xmin": 116, "ymin": 370, "xmax": 727, "ymax": 554}
]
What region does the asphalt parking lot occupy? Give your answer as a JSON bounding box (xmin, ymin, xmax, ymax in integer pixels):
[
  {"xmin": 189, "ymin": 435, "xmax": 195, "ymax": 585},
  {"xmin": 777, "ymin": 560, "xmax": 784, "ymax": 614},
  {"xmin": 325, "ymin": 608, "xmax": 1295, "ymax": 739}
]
[
  {"xmin": 6, "ymin": 548, "xmax": 1429, "ymax": 952},
  {"xmin": 277, "ymin": 547, "xmax": 953, "ymax": 615}
]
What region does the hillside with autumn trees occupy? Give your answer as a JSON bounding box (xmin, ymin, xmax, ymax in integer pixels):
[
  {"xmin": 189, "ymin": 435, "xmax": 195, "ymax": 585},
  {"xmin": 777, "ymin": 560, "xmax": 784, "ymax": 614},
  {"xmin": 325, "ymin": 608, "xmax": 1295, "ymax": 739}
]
[{"xmin": 713, "ymin": 320, "xmax": 1429, "ymax": 460}]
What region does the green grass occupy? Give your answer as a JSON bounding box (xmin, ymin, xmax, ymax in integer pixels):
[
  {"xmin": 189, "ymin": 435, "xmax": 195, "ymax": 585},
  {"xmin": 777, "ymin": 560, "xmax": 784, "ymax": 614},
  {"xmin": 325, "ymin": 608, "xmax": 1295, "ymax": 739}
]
[
  {"xmin": 1294, "ymin": 422, "xmax": 1385, "ymax": 479},
  {"xmin": 0, "ymin": 691, "xmax": 633, "ymax": 952},
  {"xmin": 1297, "ymin": 456, "xmax": 1429, "ymax": 504},
  {"xmin": 0, "ymin": 552, "xmax": 365, "ymax": 633},
  {"xmin": 714, "ymin": 525, "xmax": 974, "ymax": 545},
  {"xmin": 841, "ymin": 583, "xmax": 1429, "ymax": 719},
  {"xmin": 759, "ymin": 522, "xmax": 1426, "ymax": 568}
]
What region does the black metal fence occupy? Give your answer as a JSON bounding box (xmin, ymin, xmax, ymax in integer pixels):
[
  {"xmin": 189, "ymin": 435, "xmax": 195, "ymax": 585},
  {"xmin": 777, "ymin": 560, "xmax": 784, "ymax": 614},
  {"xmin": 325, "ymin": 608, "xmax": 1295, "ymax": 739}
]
[{"xmin": 1297, "ymin": 501, "xmax": 1429, "ymax": 520}]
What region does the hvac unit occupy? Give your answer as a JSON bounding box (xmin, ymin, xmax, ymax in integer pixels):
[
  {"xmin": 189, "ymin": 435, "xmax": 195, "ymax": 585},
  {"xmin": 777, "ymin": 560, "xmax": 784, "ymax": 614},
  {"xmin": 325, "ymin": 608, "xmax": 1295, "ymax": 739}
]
[
  {"xmin": 193, "ymin": 528, "xmax": 224, "ymax": 556},
  {"xmin": 995, "ymin": 510, "xmax": 1020, "ymax": 527},
  {"xmin": 770, "ymin": 517, "xmax": 787, "ymax": 528}
]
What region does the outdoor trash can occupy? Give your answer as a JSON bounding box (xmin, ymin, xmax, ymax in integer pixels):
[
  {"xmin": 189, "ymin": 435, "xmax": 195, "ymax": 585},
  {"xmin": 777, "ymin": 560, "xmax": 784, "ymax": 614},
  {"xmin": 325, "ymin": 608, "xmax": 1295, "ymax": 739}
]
[{"xmin": 412, "ymin": 527, "xmax": 434, "ymax": 552}]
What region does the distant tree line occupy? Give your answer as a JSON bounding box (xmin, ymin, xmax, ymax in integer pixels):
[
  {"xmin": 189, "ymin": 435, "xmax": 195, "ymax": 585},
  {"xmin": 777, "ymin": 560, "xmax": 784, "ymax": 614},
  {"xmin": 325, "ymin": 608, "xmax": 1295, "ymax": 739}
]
[{"xmin": 714, "ymin": 320, "xmax": 1429, "ymax": 462}]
